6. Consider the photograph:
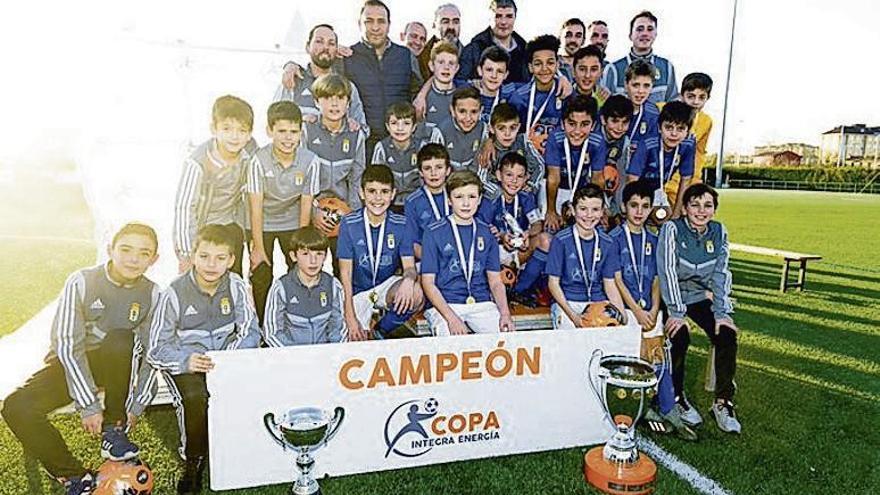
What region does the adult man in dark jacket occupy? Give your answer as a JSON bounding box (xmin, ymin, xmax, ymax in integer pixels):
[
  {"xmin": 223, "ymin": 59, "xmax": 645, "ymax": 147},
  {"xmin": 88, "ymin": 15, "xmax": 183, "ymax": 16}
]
[
  {"xmin": 345, "ymin": 0, "xmax": 423, "ymax": 156},
  {"xmin": 457, "ymin": 0, "xmax": 528, "ymax": 84}
]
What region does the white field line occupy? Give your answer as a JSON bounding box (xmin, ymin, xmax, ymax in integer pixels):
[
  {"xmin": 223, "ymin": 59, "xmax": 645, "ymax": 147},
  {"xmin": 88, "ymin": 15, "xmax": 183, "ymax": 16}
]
[{"xmin": 639, "ymin": 437, "xmax": 734, "ymax": 495}]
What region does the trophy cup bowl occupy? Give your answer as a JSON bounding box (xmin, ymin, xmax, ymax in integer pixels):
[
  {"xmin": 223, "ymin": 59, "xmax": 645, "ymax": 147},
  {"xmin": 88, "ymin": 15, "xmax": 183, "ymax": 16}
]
[
  {"xmin": 584, "ymin": 350, "xmax": 659, "ymax": 495},
  {"xmin": 264, "ymin": 406, "xmax": 345, "ymax": 495}
]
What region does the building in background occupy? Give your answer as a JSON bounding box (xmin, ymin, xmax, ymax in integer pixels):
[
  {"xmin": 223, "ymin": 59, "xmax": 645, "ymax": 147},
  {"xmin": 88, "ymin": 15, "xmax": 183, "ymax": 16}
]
[
  {"xmin": 820, "ymin": 124, "xmax": 880, "ymax": 166},
  {"xmin": 753, "ymin": 143, "xmax": 818, "ymax": 165},
  {"xmin": 752, "ymin": 149, "xmax": 802, "ymax": 166}
]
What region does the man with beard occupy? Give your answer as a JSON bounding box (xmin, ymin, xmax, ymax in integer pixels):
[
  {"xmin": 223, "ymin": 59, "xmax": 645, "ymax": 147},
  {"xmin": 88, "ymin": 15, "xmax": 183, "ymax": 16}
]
[
  {"xmin": 588, "ymin": 20, "xmax": 610, "ymax": 65},
  {"xmin": 601, "ymin": 11, "xmax": 679, "ymax": 104},
  {"xmin": 558, "ymin": 18, "xmax": 585, "ymax": 83},
  {"xmin": 418, "ymin": 3, "xmax": 463, "ymax": 80},
  {"xmin": 341, "ymin": 0, "xmax": 423, "ymax": 159},
  {"xmin": 401, "ymin": 21, "xmax": 428, "ymax": 58},
  {"xmin": 275, "ymin": 24, "xmax": 367, "ymax": 131},
  {"xmin": 457, "ymin": 0, "xmax": 529, "ymax": 84}
]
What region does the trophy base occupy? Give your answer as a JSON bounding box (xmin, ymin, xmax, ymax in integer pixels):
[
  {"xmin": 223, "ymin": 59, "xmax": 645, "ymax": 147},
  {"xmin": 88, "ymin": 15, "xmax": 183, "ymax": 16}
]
[{"xmin": 584, "ymin": 446, "xmax": 657, "ymax": 495}]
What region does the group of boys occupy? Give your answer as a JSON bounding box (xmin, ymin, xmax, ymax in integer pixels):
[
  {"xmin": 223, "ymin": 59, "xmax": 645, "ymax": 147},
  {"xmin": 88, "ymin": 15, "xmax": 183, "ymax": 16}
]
[{"xmin": 2, "ymin": 5, "xmax": 727, "ymax": 495}]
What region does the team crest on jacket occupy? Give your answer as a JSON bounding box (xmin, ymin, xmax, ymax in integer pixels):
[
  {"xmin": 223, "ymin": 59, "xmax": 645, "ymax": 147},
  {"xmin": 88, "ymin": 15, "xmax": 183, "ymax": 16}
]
[
  {"xmin": 706, "ymin": 240, "xmax": 715, "ymax": 254},
  {"xmin": 640, "ymin": 122, "xmax": 647, "ymax": 134},
  {"xmin": 128, "ymin": 303, "xmax": 140, "ymax": 322},
  {"xmin": 594, "ymin": 247, "xmax": 602, "ymax": 261},
  {"xmin": 609, "ymin": 147, "xmax": 619, "ymax": 159},
  {"xmin": 294, "ymin": 172, "xmax": 304, "ymax": 186},
  {"xmin": 387, "ymin": 233, "xmax": 395, "ymax": 249},
  {"xmin": 654, "ymin": 66, "xmax": 661, "ymax": 80},
  {"xmin": 645, "ymin": 243, "xmax": 652, "ymax": 256},
  {"xmin": 342, "ymin": 138, "xmax": 350, "ymax": 153},
  {"xmin": 472, "ymin": 140, "xmax": 479, "ymax": 152},
  {"xmin": 320, "ymin": 291, "xmax": 328, "ymax": 307},
  {"xmin": 220, "ymin": 297, "xmax": 231, "ymax": 315},
  {"xmin": 673, "ymin": 154, "xmax": 680, "ymax": 167},
  {"xmin": 477, "ymin": 236, "xmax": 484, "ymax": 251}
]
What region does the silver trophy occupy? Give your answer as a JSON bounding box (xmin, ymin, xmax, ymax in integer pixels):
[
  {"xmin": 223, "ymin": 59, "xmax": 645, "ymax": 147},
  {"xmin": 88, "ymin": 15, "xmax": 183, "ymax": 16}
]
[
  {"xmin": 587, "ymin": 350, "xmax": 658, "ymax": 464},
  {"xmin": 264, "ymin": 406, "xmax": 345, "ymax": 495}
]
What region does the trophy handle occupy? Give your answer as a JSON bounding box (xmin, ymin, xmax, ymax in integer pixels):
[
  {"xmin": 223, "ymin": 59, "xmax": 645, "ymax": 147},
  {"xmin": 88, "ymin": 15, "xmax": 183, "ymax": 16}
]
[
  {"xmin": 322, "ymin": 406, "xmax": 345, "ymax": 446},
  {"xmin": 587, "ymin": 349, "xmax": 613, "ymax": 426},
  {"xmin": 263, "ymin": 412, "xmax": 288, "ymax": 449}
]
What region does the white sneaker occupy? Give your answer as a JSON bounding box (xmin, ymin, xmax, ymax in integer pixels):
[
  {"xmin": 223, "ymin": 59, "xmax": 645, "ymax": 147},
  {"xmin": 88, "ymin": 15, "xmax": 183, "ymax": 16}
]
[
  {"xmin": 710, "ymin": 401, "xmax": 742, "ymax": 434},
  {"xmin": 675, "ymin": 396, "xmax": 703, "ymax": 427}
]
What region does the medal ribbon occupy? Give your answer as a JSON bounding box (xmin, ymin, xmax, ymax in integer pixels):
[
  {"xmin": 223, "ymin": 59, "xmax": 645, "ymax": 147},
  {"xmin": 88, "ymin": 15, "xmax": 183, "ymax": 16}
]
[
  {"xmin": 624, "ymin": 225, "xmax": 647, "ymax": 302},
  {"xmin": 363, "ymin": 209, "xmax": 387, "ymax": 288},
  {"xmin": 425, "ymin": 186, "xmax": 450, "ymax": 220},
  {"xmin": 449, "ymin": 216, "xmax": 477, "ymax": 299},
  {"xmin": 526, "ymin": 79, "xmax": 556, "ymax": 134},
  {"xmin": 573, "ymin": 226, "xmax": 600, "ymax": 300},
  {"xmin": 564, "ymin": 137, "xmax": 589, "ymax": 192}
]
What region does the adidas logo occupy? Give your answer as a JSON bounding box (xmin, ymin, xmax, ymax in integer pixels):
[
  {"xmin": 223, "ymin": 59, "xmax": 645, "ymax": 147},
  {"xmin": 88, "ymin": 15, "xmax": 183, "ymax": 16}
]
[
  {"xmin": 447, "ymin": 142, "xmax": 454, "ymax": 149},
  {"xmin": 90, "ymin": 299, "xmax": 105, "ymax": 310},
  {"xmin": 388, "ymin": 156, "xmax": 395, "ymax": 163},
  {"xmin": 312, "ymin": 137, "xmax": 322, "ymax": 145},
  {"xmin": 429, "ymin": 105, "xmax": 437, "ymax": 113},
  {"xmin": 442, "ymin": 243, "xmax": 454, "ymax": 252},
  {"xmin": 290, "ymin": 296, "xmax": 299, "ymax": 304},
  {"xmin": 356, "ymin": 239, "xmax": 365, "ymax": 246},
  {"xmin": 184, "ymin": 305, "xmax": 199, "ymax": 316},
  {"xmin": 302, "ymin": 89, "xmax": 312, "ymax": 96}
]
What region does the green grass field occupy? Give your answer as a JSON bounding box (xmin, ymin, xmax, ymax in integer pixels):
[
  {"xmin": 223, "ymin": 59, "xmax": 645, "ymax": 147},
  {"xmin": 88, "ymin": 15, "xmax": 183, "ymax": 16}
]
[{"xmin": 0, "ymin": 187, "xmax": 878, "ymax": 494}]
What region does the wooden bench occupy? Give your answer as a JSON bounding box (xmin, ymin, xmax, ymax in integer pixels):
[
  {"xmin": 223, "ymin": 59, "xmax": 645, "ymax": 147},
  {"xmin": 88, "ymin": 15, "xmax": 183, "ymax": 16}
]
[{"xmin": 730, "ymin": 243, "xmax": 822, "ymax": 292}]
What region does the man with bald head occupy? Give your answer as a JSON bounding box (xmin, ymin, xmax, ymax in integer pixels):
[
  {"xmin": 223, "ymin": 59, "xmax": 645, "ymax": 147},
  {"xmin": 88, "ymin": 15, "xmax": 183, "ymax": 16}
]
[
  {"xmin": 418, "ymin": 3, "xmax": 463, "ymax": 80},
  {"xmin": 401, "ymin": 21, "xmax": 427, "ymax": 57}
]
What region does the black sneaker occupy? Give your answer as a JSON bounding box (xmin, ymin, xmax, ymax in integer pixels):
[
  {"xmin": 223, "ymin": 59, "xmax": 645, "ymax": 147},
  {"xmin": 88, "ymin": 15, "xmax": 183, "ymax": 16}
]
[
  {"xmin": 177, "ymin": 456, "xmax": 206, "ymax": 495},
  {"xmin": 64, "ymin": 473, "xmax": 96, "ymax": 495},
  {"xmin": 101, "ymin": 426, "xmax": 140, "ymax": 461},
  {"xmin": 510, "ymin": 290, "xmax": 538, "ymax": 309}
]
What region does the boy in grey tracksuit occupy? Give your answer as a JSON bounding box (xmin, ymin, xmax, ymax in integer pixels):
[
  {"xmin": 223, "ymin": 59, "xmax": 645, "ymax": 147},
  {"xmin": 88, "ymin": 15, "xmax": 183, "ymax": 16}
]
[
  {"xmin": 148, "ymin": 225, "xmax": 261, "ymax": 494},
  {"xmin": 263, "ymin": 226, "xmax": 347, "ymax": 346},
  {"xmin": 2, "ymin": 223, "xmax": 160, "ymax": 494},
  {"xmin": 657, "ymin": 183, "xmax": 740, "ymax": 434}
]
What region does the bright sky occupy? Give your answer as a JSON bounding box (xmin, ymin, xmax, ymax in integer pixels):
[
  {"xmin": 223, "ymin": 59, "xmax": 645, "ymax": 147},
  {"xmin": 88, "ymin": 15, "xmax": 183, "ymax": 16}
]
[{"xmin": 1, "ymin": 0, "xmax": 878, "ymax": 168}]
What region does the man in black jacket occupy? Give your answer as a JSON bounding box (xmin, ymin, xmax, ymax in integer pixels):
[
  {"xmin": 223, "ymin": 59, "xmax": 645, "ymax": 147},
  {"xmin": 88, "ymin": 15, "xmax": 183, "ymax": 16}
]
[{"xmin": 457, "ymin": 0, "xmax": 528, "ymax": 84}]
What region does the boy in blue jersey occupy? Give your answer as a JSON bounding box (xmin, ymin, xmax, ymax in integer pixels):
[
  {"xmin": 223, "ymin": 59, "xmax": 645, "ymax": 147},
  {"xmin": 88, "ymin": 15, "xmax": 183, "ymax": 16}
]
[
  {"xmin": 247, "ymin": 101, "xmax": 320, "ymax": 325},
  {"xmin": 623, "ymin": 60, "xmax": 661, "ymax": 162},
  {"xmin": 627, "ymin": 101, "xmax": 695, "ymax": 219},
  {"xmin": 488, "ymin": 153, "xmax": 552, "ymax": 306},
  {"xmin": 546, "ymin": 184, "xmax": 626, "ymax": 329},
  {"xmin": 405, "ymin": 143, "xmax": 453, "ymax": 260},
  {"xmin": 148, "ymin": 225, "xmax": 261, "ymax": 494},
  {"xmin": 594, "ymin": 95, "xmax": 634, "ymax": 217},
  {"xmin": 543, "ymin": 94, "xmax": 602, "ymax": 232},
  {"xmin": 2, "ymin": 223, "xmax": 160, "ymax": 495},
  {"xmin": 421, "ymin": 170, "xmax": 515, "ymax": 336},
  {"xmin": 338, "ymin": 165, "xmax": 423, "ymax": 340},
  {"xmin": 509, "ymin": 35, "xmax": 566, "ymax": 156},
  {"xmin": 173, "ymin": 95, "xmax": 255, "ymax": 277},
  {"xmin": 610, "ymin": 181, "xmax": 696, "ymax": 440},
  {"xmin": 371, "ymin": 102, "xmax": 439, "ymax": 210},
  {"xmin": 436, "ymin": 87, "xmax": 488, "ymax": 173},
  {"xmin": 473, "ymin": 46, "xmax": 517, "ymax": 124},
  {"xmin": 263, "ymin": 226, "xmax": 346, "ymax": 347},
  {"xmin": 479, "ymin": 103, "xmax": 544, "ymax": 200}
]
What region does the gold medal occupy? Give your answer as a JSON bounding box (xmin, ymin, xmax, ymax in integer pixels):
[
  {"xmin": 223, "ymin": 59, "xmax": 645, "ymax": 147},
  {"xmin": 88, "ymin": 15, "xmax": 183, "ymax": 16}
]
[
  {"xmin": 638, "ymin": 298, "xmax": 646, "ymax": 308},
  {"xmin": 466, "ymin": 296, "xmax": 476, "ymax": 305},
  {"xmin": 411, "ymin": 154, "xmax": 417, "ymax": 166}
]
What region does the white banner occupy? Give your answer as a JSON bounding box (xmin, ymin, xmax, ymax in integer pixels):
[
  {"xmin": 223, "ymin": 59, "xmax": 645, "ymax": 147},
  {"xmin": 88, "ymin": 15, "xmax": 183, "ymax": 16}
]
[{"xmin": 206, "ymin": 326, "xmax": 641, "ymax": 491}]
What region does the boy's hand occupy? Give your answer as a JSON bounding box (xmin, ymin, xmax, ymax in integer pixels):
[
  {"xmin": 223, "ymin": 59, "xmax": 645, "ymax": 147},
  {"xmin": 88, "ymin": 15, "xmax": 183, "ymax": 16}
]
[
  {"xmin": 187, "ymin": 354, "xmax": 215, "ymax": 373},
  {"xmin": 347, "ymin": 316, "xmax": 369, "ymax": 341},
  {"xmin": 447, "ymin": 315, "xmax": 469, "ymax": 335},
  {"xmin": 177, "ymin": 257, "xmax": 192, "ymax": 274},
  {"xmin": 302, "ymin": 114, "xmax": 318, "ymax": 124},
  {"xmin": 556, "ymin": 76, "xmax": 573, "ymax": 98},
  {"xmin": 715, "ymin": 317, "xmax": 738, "ymax": 335},
  {"xmin": 489, "ymin": 225, "xmax": 503, "ymax": 242},
  {"xmin": 314, "ymin": 210, "xmax": 337, "ymax": 235},
  {"xmin": 634, "ymin": 308, "xmax": 655, "ymax": 331},
  {"xmin": 392, "ymin": 279, "xmax": 416, "ymax": 314},
  {"xmin": 250, "ymin": 248, "xmax": 271, "ymax": 271},
  {"xmin": 519, "ymin": 231, "xmax": 531, "ymax": 251},
  {"xmin": 499, "ymin": 312, "xmax": 515, "ymax": 332},
  {"xmin": 545, "ymin": 210, "xmax": 562, "ymax": 232},
  {"xmin": 337, "ymin": 45, "xmax": 353, "ymax": 58},
  {"xmin": 665, "ymin": 317, "xmax": 686, "ymax": 337},
  {"xmin": 281, "ymin": 62, "xmax": 304, "ymax": 90},
  {"xmin": 413, "ymin": 92, "xmax": 428, "ymax": 120},
  {"xmin": 477, "ymin": 140, "xmax": 496, "ymax": 168},
  {"xmin": 596, "ymin": 85, "xmax": 611, "ymax": 102},
  {"xmin": 82, "ymin": 412, "xmax": 103, "ymax": 435},
  {"xmin": 347, "ymin": 118, "xmax": 361, "ymax": 132}
]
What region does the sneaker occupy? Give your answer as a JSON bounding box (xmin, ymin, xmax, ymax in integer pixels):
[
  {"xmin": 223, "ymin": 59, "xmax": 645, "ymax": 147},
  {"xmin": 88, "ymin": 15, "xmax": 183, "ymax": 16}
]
[
  {"xmin": 641, "ymin": 407, "xmax": 673, "ymax": 435},
  {"xmin": 674, "ymin": 396, "xmax": 704, "ymax": 427},
  {"xmin": 710, "ymin": 400, "xmax": 742, "ymax": 434},
  {"xmin": 101, "ymin": 426, "xmax": 140, "ymax": 461},
  {"xmin": 177, "ymin": 456, "xmax": 206, "ymax": 495},
  {"xmin": 510, "ymin": 290, "xmax": 538, "ymax": 309},
  {"xmin": 64, "ymin": 473, "xmax": 96, "ymax": 495},
  {"xmin": 662, "ymin": 408, "xmax": 699, "ymax": 442}
]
